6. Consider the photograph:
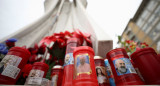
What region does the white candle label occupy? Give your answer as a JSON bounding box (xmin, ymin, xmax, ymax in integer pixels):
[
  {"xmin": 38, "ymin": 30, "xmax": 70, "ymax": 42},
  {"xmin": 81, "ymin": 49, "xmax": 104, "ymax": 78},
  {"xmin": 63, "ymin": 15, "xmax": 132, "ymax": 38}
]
[
  {"xmin": 51, "ymin": 74, "xmax": 58, "ymax": 86},
  {"xmin": 0, "ymin": 55, "xmax": 22, "ymax": 79},
  {"xmin": 27, "ymin": 77, "xmax": 42, "ymax": 85},
  {"xmin": 25, "ymin": 70, "xmax": 44, "ymax": 85},
  {"xmin": 1, "ymin": 65, "xmax": 20, "ymax": 79}
]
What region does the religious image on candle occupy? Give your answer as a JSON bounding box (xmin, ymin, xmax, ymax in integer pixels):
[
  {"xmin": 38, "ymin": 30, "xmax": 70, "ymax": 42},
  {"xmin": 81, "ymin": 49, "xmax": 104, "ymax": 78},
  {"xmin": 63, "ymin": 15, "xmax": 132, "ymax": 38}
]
[
  {"xmin": 29, "ymin": 69, "xmax": 44, "ymax": 78},
  {"xmin": 96, "ymin": 66, "xmax": 109, "ymax": 84},
  {"xmin": 75, "ymin": 54, "xmax": 91, "ymax": 76},
  {"xmin": 64, "ymin": 53, "xmax": 74, "ymax": 66},
  {"xmin": 113, "ymin": 58, "xmax": 136, "ymax": 76},
  {"xmin": 65, "ymin": 54, "xmax": 70, "ymax": 65}
]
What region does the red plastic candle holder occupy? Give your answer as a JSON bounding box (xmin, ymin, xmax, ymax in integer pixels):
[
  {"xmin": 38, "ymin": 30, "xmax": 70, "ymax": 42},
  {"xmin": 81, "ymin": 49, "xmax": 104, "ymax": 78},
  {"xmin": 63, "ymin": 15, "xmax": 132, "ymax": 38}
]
[
  {"xmin": 73, "ymin": 46, "xmax": 98, "ymax": 86},
  {"xmin": 62, "ymin": 38, "xmax": 79, "ymax": 86},
  {"xmin": 25, "ymin": 62, "xmax": 49, "ymax": 85},
  {"xmin": 30, "ymin": 62, "xmax": 49, "ymax": 78},
  {"xmin": 131, "ymin": 48, "xmax": 160, "ymax": 85},
  {"xmin": 106, "ymin": 48, "xmax": 144, "ymax": 85},
  {"xmin": 51, "ymin": 65, "xmax": 63, "ymax": 86},
  {"xmin": 0, "ymin": 47, "xmax": 31, "ymax": 84}
]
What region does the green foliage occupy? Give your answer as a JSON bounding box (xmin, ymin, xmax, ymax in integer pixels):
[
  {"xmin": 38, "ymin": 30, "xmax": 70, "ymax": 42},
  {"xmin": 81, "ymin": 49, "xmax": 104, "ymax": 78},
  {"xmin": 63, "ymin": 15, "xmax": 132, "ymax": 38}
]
[
  {"xmin": 45, "ymin": 62, "xmax": 55, "ymax": 80},
  {"xmin": 45, "ymin": 41, "xmax": 66, "ymax": 80},
  {"xmin": 118, "ymin": 36, "xmax": 122, "ymax": 42},
  {"xmin": 48, "ymin": 41, "xmax": 66, "ymax": 61}
]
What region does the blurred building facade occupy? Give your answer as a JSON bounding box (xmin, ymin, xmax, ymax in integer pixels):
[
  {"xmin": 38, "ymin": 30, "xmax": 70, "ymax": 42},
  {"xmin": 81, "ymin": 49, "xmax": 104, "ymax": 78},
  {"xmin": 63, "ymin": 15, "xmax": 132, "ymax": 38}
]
[{"xmin": 121, "ymin": 0, "xmax": 160, "ymax": 53}]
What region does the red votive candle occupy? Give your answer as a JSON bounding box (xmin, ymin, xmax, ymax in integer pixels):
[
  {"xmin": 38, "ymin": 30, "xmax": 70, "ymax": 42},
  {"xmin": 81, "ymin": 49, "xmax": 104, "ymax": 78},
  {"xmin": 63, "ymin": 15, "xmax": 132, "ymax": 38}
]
[
  {"xmin": 62, "ymin": 38, "xmax": 79, "ymax": 86},
  {"xmin": 51, "ymin": 65, "xmax": 63, "ymax": 86},
  {"xmin": 94, "ymin": 56, "xmax": 110, "ymax": 86},
  {"xmin": 25, "ymin": 62, "xmax": 49, "ymax": 85},
  {"xmin": 73, "ymin": 46, "xmax": 98, "ymax": 86},
  {"xmin": 157, "ymin": 54, "xmax": 160, "ymax": 59},
  {"xmin": 130, "ymin": 48, "xmax": 160, "ymax": 85},
  {"xmin": 30, "ymin": 62, "xmax": 49, "ymax": 78},
  {"xmin": 130, "ymin": 59, "xmax": 144, "ymax": 82},
  {"xmin": 106, "ymin": 48, "xmax": 144, "ymax": 85},
  {"xmin": 0, "ymin": 47, "xmax": 31, "ymax": 84}
]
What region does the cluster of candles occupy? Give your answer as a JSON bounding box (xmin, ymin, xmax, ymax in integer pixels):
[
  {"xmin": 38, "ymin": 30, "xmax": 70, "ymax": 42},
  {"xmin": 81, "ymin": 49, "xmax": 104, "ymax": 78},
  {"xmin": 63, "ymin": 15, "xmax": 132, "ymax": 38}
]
[{"xmin": 0, "ymin": 37, "xmax": 160, "ymax": 86}]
